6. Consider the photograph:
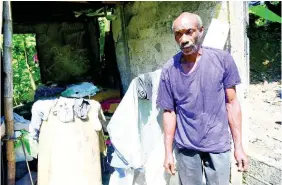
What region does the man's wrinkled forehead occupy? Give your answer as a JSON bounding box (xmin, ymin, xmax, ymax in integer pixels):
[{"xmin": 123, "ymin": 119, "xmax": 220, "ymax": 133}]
[
  {"xmin": 173, "ymin": 16, "xmax": 198, "ymax": 32},
  {"xmin": 175, "ymin": 21, "xmax": 196, "ymax": 31}
]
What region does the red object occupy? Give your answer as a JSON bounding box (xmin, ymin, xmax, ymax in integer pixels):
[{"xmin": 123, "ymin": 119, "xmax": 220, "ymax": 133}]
[
  {"xmin": 34, "ymin": 53, "xmax": 39, "ymax": 63},
  {"xmin": 105, "ymin": 139, "xmax": 112, "ymax": 145},
  {"xmin": 101, "ymin": 99, "xmax": 121, "ymax": 111}
]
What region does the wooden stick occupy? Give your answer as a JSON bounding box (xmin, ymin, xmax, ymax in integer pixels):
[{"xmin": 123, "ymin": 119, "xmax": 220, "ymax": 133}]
[
  {"xmin": 3, "ymin": 1, "xmax": 15, "ymax": 185},
  {"xmin": 0, "ymin": 1, "xmax": 3, "ymax": 36}
]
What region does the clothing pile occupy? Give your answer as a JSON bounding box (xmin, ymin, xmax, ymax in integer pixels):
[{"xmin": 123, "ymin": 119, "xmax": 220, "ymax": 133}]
[
  {"xmin": 1, "ymin": 112, "xmax": 36, "ymax": 162},
  {"xmin": 30, "ymin": 82, "xmax": 106, "ymax": 153},
  {"xmin": 30, "ymin": 82, "xmax": 107, "ymax": 185},
  {"xmin": 34, "ymin": 84, "xmax": 66, "ymax": 101}
]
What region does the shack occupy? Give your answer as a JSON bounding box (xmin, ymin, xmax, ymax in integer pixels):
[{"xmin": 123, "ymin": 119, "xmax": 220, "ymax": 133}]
[{"xmin": 1, "ymin": 1, "xmax": 250, "ymax": 185}]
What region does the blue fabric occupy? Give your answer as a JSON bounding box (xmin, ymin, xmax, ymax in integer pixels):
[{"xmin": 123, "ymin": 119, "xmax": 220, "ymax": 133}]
[
  {"xmin": 1, "ymin": 116, "xmax": 4, "ymax": 125},
  {"xmin": 34, "ymin": 85, "xmax": 65, "ymax": 100},
  {"xmin": 61, "ymin": 82, "xmax": 99, "ymax": 98},
  {"xmin": 13, "ymin": 113, "xmax": 29, "ymax": 123},
  {"xmin": 115, "ymin": 168, "xmax": 126, "ymax": 178},
  {"xmin": 1, "ymin": 113, "xmax": 29, "ymax": 125}
]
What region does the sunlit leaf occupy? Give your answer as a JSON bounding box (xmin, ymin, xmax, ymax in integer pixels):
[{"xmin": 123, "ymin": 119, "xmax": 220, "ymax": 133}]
[
  {"xmin": 23, "ymin": 137, "xmax": 31, "ymax": 155},
  {"xmin": 12, "ymin": 34, "xmax": 40, "ymax": 105},
  {"xmin": 249, "ymin": 5, "xmax": 282, "ymax": 23}
]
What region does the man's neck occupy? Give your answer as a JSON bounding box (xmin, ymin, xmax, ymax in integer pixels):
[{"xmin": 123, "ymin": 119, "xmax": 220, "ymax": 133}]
[{"xmin": 182, "ymin": 47, "xmax": 202, "ymax": 63}]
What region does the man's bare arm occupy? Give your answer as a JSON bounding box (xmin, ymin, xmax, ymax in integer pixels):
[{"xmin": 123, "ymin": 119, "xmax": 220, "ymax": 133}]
[
  {"xmin": 226, "ymin": 87, "xmax": 242, "ymax": 149},
  {"xmin": 164, "ymin": 110, "xmax": 177, "ymax": 154},
  {"xmin": 163, "ymin": 110, "xmax": 177, "ymax": 175},
  {"xmin": 226, "ymin": 86, "xmax": 248, "ymax": 171}
]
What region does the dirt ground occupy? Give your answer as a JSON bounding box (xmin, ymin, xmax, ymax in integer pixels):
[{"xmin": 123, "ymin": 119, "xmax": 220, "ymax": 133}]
[{"xmin": 248, "ymin": 81, "xmax": 282, "ymax": 162}]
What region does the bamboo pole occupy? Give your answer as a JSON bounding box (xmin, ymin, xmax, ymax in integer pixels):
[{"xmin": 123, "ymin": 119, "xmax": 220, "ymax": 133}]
[
  {"xmin": 3, "ymin": 1, "xmax": 15, "ymax": 185},
  {"xmin": 0, "ymin": 2, "xmax": 3, "ymax": 185},
  {"xmin": 0, "ymin": 2, "xmax": 3, "ymax": 36}
]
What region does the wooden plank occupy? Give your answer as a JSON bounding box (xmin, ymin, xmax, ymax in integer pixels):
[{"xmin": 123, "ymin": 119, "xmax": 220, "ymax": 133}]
[
  {"xmin": 102, "ymin": 1, "xmax": 124, "ymax": 5},
  {"xmin": 202, "ymin": 2, "xmax": 249, "ymax": 185},
  {"xmin": 0, "ymin": 1, "xmax": 3, "ymax": 36},
  {"xmin": 201, "ymin": 18, "xmax": 229, "ymax": 49},
  {"xmin": 202, "ymin": 1, "xmax": 230, "ymax": 50},
  {"xmin": 228, "ymin": 1, "xmax": 250, "ymax": 185},
  {"xmin": 3, "ymin": 1, "xmax": 15, "ymax": 185}
]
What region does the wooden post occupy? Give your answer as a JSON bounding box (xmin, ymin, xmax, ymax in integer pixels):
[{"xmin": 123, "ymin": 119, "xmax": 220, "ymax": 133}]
[
  {"xmin": 3, "ymin": 1, "xmax": 15, "ymax": 185},
  {"xmin": 0, "ymin": 2, "xmax": 3, "ymax": 36},
  {"xmin": 204, "ymin": 2, "xmax": 250, "ymax": 184},
  {"xmin": 228, "ymin": 1, "xmax": 250, "ymax": 185}
]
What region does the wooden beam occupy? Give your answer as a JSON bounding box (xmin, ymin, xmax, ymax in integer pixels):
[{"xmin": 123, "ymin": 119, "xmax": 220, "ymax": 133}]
[
  {"xmin": 64, "ymin": 1, "xmax": 89, "ymax": 3},
  {"xmin": 3, "ymin": 1, "xmax": 15, "ymax": 185},
  {"xmin": 228, "ymin": 1, "xmax": 250, "ymax": 184},
  {"xmin": 101, "ymin": 1, "xmax": 124, "ymax": 5},
  {"xmin": 0, "ymin": 1, "xmax": 3, "ymax": 36},
  {"xmin": 11, "ymin": 1, "xmax": 107, "ymax": 24}
]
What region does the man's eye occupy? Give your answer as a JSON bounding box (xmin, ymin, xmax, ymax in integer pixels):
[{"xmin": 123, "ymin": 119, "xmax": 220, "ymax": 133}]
[
  {"xmin": 186, "ymin": 29, "xmax": 193, "ymax": 35},
  {"xmin": 175, "ymin": 32, "xmax": 182, "ymax": 37}
]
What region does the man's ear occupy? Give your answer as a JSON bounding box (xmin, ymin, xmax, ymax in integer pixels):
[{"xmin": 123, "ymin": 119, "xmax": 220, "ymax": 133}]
[{"xmin": 199, "ymin": 26, "xmax": 204, "ymax": 33}]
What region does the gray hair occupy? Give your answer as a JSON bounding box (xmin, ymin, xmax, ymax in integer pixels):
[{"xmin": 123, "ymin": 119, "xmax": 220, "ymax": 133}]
[{"xmin": 171, "ymin": 13, "xmax": 203, "ymax": 32}]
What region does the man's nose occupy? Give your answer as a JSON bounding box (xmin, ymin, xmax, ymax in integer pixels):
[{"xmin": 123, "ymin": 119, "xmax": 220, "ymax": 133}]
[
  {"xmin": 181, "ymin": 34, "xmax": 191, "ymax": 44},
  {"xmin": 181, "ymin": 40, "xmax": 190, "ymax": 46}
]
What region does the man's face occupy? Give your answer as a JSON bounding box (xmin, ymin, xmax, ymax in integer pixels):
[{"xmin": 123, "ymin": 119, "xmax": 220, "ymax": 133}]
[{"xmin": 173, "ymin": 17, "xmax": 203, "ymax": 55}]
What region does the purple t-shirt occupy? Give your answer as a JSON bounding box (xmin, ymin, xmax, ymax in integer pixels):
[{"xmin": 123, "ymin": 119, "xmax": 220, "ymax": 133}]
[{"xmin": 156, "ymin": 47, "xmax": 241, "ymax": 153}]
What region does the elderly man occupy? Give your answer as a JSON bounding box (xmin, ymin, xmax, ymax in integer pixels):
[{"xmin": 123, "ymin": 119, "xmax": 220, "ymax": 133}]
[{"xmin": 156, "ymin": 12, "xmax": 248, "ymax": 185}]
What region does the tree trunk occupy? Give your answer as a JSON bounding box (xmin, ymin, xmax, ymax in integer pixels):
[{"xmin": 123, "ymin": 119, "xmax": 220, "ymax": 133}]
[
  {"xmin": 3, "ymin": 1, "xmax": 16, "ymax": 185},
  {"xmin": 23, "ymin": 38, "xmax": 36, "ymax": 90}
]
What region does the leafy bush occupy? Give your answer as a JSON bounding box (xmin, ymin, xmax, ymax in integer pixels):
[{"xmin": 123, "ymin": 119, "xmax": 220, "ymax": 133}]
[{"xmin": 12, "ymin": 34, "xmax": 41, "ymax": 106}]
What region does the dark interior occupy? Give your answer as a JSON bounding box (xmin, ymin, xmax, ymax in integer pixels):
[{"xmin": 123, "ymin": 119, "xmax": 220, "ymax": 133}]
[{"xmin": 11, "ymin": 1, "xmax": 122, "ymax": 89}]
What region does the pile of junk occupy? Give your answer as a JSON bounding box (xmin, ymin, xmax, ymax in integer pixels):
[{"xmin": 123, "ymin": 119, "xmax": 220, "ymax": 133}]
[
  {"xmin": 1, "ymin": 69, "xmax": 181, "ymax": 185},
  {"xmin": 1, "ymin": 81, "xmax": 122, "ymax": 185}
]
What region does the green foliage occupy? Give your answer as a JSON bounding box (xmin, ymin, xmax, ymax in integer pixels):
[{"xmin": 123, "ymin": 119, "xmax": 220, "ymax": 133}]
[
  {"xmin": 14, "ymin": 130, "xmax": 31, "ymax": 155},
  {"xmin": 254, "ymin": 17, "xmax": 268, "ymax": 26},
  {"xmin": 98, "ymin": 17, "xmax": 107, "ymax": 59},
  {"xmin": 249, "ymin": 4, "xmax": 281, "ymax": 24},
  {"xmin": 74, "ymin": 8, "xmax": 104, "ymax": 18},
  {"xmin": 248, "ymin": 2, "xmax": 281, "ymax": 83},
  {"xmin": 98, "ymin": 15, "xmax": 112, "ymax": 60},
  {"xmin": 12, "ymin": 34, "xmax": 41, "ymax": 106}
]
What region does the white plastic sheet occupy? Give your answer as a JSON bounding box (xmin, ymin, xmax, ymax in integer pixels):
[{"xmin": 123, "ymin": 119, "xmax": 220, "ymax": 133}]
[{"xmin": 107, "ymin": 70, "xmax": 180, "ymax": 185}]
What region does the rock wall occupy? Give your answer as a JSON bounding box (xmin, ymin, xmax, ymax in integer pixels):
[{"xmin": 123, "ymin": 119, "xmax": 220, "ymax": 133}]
[
  {"xmin": 112, "ymin": 1, "xmax": 219, "ymax": 92},
  {"xmin": 14, "ymin": 21, "xmax": 101, "ymax": 85},
  {"xmin": 243, "ymin": 153, "xmax": 282, "ymax": 185}
]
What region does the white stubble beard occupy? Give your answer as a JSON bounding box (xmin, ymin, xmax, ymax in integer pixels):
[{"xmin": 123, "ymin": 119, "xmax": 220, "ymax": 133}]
[{"xmin": 180, "ymin": 32, "xmax": 203, "ymax": 55}]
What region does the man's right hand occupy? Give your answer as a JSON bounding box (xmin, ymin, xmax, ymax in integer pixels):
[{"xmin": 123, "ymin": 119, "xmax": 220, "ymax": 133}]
[{"xmin": 164, "ymin": 153, "xmax": 176, "ymax": 175}]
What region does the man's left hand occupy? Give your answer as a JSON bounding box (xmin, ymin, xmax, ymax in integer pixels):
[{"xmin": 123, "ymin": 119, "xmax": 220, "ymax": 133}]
[{"xmin": 234, "ymin": 148, "xmax": 249, "ymax": 172}]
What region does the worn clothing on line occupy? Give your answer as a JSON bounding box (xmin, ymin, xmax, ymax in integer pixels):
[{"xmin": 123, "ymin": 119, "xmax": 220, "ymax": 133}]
[
  {"xmin": 53, "ymin": 97, "xmax": 75, "ymax": 123},
  {"xmin": 74, "ymin": 98, "xmax": 91, "ymax": 120},
  {"xmin": 29, "ymin": 98, "xmax": 57, "ymax": 140}
]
